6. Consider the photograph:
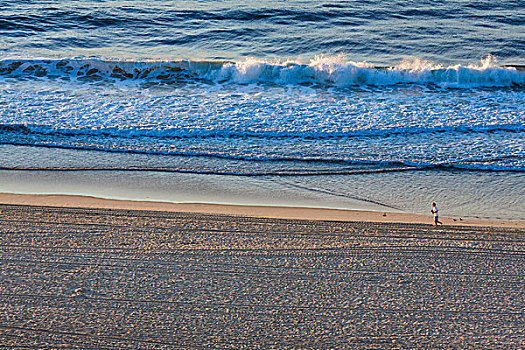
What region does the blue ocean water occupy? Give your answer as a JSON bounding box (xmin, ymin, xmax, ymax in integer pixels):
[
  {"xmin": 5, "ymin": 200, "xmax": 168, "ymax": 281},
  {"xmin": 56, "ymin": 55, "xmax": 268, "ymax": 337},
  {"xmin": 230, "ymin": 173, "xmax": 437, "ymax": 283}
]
[{"xmin": 0, "ymin": 0, "xmax": 524, "ymax": 218}]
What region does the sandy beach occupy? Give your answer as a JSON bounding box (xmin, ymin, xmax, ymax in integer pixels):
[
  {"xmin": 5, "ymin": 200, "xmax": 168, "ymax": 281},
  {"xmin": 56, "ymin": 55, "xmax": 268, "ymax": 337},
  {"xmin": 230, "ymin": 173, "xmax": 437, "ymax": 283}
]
[{"xmin": 0, "ymin": 201, "xmax": 524, "ymax": 348}]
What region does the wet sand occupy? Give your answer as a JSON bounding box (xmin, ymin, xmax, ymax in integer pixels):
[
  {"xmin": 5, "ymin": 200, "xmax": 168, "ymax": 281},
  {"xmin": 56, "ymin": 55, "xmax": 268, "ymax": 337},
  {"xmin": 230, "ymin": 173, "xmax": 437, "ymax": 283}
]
[
  {"xmin": 0, "ymin": 203, "xmax": 524, "ymax": 348},
  {"xmin": 1, "ymin": 192, "xmax": 524, "ymax": 229}
]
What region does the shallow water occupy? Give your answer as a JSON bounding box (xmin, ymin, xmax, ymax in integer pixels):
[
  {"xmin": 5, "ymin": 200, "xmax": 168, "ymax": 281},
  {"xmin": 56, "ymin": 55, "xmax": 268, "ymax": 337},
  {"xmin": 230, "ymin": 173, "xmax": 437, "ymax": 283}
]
[{"xmin": 1, "ymin": 145, "xmax": 523, "ymax": 220}]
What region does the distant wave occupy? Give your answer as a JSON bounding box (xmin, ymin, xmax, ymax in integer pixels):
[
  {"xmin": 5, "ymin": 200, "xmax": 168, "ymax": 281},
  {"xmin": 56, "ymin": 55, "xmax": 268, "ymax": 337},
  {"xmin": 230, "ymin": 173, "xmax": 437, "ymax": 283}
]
[{"xmin": 0, "ymin": 55, "xmax": 523, "ymax": 88}]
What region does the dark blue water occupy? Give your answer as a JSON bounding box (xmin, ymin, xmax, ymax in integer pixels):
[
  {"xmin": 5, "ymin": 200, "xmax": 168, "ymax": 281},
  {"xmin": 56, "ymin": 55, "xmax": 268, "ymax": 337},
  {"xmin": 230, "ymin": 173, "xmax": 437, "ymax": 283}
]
[{"xmin": 2, "ymin": 0, "xmax": 524, "ymax": 64}]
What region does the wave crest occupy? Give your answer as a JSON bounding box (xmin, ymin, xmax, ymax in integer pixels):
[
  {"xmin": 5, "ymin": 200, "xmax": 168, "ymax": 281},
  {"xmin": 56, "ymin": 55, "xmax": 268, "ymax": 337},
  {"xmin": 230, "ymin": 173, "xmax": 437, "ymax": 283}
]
[
  {"xmin": 1, "ymin": 122, "xmax": 524, "ymax": 141},
  {"xmin": 0, "ymin": 55, "xmax": 523, "ymax": 88}
]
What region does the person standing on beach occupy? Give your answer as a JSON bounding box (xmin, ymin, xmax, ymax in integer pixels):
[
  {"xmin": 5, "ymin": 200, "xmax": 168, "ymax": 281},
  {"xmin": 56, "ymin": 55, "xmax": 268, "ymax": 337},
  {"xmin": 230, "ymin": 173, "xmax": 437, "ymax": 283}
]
[{"xmin": 431, "ymin": 202, "xmax": 443, "ymax": 227}]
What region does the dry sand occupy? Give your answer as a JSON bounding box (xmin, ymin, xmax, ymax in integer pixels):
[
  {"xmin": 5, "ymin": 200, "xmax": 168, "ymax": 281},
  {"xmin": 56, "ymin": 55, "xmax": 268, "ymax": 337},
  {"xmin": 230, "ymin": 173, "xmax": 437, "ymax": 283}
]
[{"xmin": 0, "ymin": 203, "xmax": 524, "ymax": 349}]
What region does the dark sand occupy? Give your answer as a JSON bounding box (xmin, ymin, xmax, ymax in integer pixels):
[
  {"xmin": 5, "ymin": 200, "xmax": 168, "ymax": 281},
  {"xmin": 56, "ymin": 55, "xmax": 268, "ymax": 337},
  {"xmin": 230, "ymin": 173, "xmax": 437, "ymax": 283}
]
[{"xmin": 0, "ymin": 204, "xmax": 524, "ymax": 349}]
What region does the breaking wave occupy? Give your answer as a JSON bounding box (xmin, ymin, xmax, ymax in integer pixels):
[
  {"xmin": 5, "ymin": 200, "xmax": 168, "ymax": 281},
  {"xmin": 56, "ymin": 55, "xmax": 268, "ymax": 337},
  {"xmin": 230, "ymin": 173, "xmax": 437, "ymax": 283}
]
[{"xmin": 1, "ymin": 55, "xmax": 523, "ymax": 88}]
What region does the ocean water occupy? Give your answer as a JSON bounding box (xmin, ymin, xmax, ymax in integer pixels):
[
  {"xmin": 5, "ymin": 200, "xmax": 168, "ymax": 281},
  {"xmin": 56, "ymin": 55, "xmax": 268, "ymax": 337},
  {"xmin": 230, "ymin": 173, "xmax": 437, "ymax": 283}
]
[{"xmin": 0, "ymin": 0, "xmax": 524, "ymax": 219}]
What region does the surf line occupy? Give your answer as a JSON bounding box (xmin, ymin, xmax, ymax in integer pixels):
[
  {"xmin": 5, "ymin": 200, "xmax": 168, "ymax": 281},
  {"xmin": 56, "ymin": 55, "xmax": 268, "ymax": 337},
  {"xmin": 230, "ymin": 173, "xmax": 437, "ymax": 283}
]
[{"xmin": 0, "ymin": 166, "xmax": 428, "ymax": 177}]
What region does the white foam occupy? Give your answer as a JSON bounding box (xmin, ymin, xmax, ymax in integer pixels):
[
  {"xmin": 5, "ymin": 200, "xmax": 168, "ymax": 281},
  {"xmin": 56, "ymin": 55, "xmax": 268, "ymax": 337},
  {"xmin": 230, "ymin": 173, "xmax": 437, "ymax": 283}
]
[{"xmin": 0, "ymin": 75, "xmax": 523, "ymax": 171}]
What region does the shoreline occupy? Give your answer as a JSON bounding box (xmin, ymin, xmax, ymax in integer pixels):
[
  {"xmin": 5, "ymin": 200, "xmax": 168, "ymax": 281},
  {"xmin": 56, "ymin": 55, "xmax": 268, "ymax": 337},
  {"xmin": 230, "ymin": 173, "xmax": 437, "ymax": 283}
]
[{"xmin": 1, "ymin": 192, "xmax": 523, "ymax": 229}]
